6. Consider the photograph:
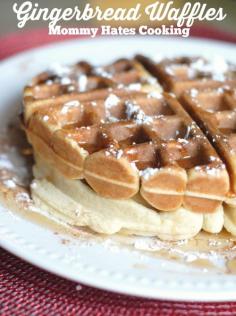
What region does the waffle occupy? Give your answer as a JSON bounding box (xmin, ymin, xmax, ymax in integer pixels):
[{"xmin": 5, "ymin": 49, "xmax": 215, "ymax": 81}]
[
  {"xmin": 23, "ymin": 58, "xmax": 159, "ymax": 122},
  {"xmin": 21, "ymin": 54, "xmax": 236, "ymax": 242},
  {"xmin": 22, "ymin": 57, "xmax": 230, "ymax": 214},
  {"xmin": 181, "ymin": 88, "xmax": 236, "ymax": 194},
  {"xmin": 82, "ymin": 93, "xmax": 229, "ymax": 213},
  {"xmin": 136, "ymin": 55, "xmax": 236, "ymax": 97},
  {"xmin": 23, "ymin": 58, "xmax": 162, "ymax": 178}
]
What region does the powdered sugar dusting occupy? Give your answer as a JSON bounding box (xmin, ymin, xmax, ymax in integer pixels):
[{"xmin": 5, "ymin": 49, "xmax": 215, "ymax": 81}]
[
  {"xmin": 105, "ymin": 147, "xmax": 124, "ymax": 159},
  {"xmin": 94, "ymin": 67, "xmax": 112, "ymax": 79},
  {"xmin": 148, "ymin": 91, "xmax": 162, "ymax": 99},
  {"xmin": 61, "ymin": 100, "xmax": 80, "ymax": 114},
  {"xmin": 127, "ymin": 233, "xmax": 236, "ymax": 272},
  {"xmin": 190, "ymin": 56, "xmax": 229, "ymax": 81},
  {"xmin": 78, "ymin": 74, "xmax": 88, "ymax": 92},
  {"xmin": 140, "ymin": 168, "xmax": 158, "ymax": 180},
  {"xmin": 43, "ymin": 115, "xmax": 49, "ymax": 122},
  {"xmin": 3, "ymin": 179, "xmax": 16, "ymax": 189},
  {"xmin": 105, "ymin": 94, "xmax": 120, "ymax": 109},
  {"xmin": 190, "ymin": 88, "xmax": 199, "ymax": 98},
  {"xmin": 125, "ymin": 101, "xmax": 153, "ymax": 125},
  {"xmin": 130, "ymin": 162, "xmax": 138, "ymax": 171},
  {"xmin": 60, "ymin": 77, "xmax": 72, "ymax": 85},
  {"xmin": 0, "ymin": 153, "xmax": 15, "ymax": 170},
  {"xmin": 107, "ymin": 116, "xmax": 119, "ymax": 123},
  {"xmin": 16, "ymin": 191, "xmax": 31, "ymax": 203},
  {"xmin": 127, "ymin": 83, "xmax": 142, "ymax": 91}
]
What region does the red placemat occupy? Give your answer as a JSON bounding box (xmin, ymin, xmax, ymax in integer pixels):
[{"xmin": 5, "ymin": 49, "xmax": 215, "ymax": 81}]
[
  {"xmin": 0, "ymin": 248, "xmax": 235, "ymax": 316},
  {"xmin": 0, "ymin": 26, "xmax": 236, "ymax": 316}
]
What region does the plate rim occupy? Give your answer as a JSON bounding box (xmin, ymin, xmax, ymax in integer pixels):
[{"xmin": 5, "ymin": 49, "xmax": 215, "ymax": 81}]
[{"xmin": 1, "ymin": 219, "xmax": 236, "ymax": 302}]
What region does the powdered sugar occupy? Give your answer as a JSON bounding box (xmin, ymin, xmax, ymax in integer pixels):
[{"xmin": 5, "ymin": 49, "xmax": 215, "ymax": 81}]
[
  {"xmin": 45, "ymin": 79, "xmax": 53, "ymax": 85},
  {"xmin": 105, "ymin": 94, "xmax": 120, "ymax": 109},
  {"xmin": 107, "ymin": 116, "xmax": 119, "ymax": 123},
  {"xmin": 208, "ymin": 239, "xmax": 223, "ymax": 247},
  {"xmin": 75, "ymin": 208, "xmax": 81, "ymax": 217},
  {"xmin": 116, "ymin": 149, "xmax": 123, "ymax": 159},
  {"xmin": 140, "ymin": 168, "xmax": 158, "ymax": 180},
  {"xmin": 125, "ymin": 101, "xmax": 153, "ymax": 125},
  {"xmin": 16, "ymin": 192, "xmax": 31, "ymax": 203},
  {"xmin": 189, "ymin": 56, "xmax": 229, "ymax": 81},
  {"xmin": 145, "ymin": 76, "xmax": 157, "ymax": 85},
  {"xmin": 190, "ymin": 88, "xmax": 199, "ymax": 98},
  {"xmin": 165, "ymin": 66, "xmax": 174, "ymax": 76},
  {"xmin": 3, "ymin": 179, "xmax": 16, "ymax": 189},
  {"xmin": 43, "ymin": 115, "xmax": 49, "ymax": 122},
  {"xmin": 94, "ymin": 67, "xmax": 112, "ymax": 79},
  {"xmin": 165, "ymin": 56, "xmax": 231, "ymax": 83},
  {"xmin": 194, "ymin": 164, "xmax": 225, "ymax": 176},
  {"xmin": 67, "ymin": 85, "xmax": 75, "ymax": 92},
  {"xmin": 105, "ymin": 146, "xmax": 123, "ymax": 159},
  {"xmin": 148, "ymin": 91, "xmax": 162, "ymax": 99},
  {"xmin": 31, "ymin": 181, "xmax": 38, "ymax": 189},
  {"xmin": 130, "ymin": 162, "xmax": 138, "ymax": 171},
  {"xmin": 61, "ymin": 100, "xmax": 80, "ymax": 114},
  {"xmin": 78, "ymin": 74, "xmax": 88, "ymax": 92},
  {"xmin": 178, "ymin": 138, "xmax": 189, "ymax": 144},
  {"xmin": 60, "ymin": 77, "xmax": 72, "ymax": 85},
  {"xmin": 127, "ymin": 83, "xmax": 142, "ymax": 91},
  {"xmin": 209, "ymin": 156, "xmax": 219, "ymax": 162},
  {"xmin": 0, "ymin": 153, "xmax": 15, "ymax": 170},
  {"xmin": 130, "ymin": 233, "xmax": 236, "ymax": 272}
]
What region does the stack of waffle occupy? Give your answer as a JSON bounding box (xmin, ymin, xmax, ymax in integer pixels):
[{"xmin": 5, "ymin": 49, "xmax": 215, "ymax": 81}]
[{"xmin": 22, "ymin": 55, "xmax": 236, "ymax": 240}]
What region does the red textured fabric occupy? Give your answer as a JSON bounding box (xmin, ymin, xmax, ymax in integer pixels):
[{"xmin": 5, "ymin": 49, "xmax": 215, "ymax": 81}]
[
  {"xmin": 0, "ymin": 26, "xmax": 236, "ymax": 315},
  {"xmin": 0, "ymin": 248, "xmax": 235, "ymax": 316}
]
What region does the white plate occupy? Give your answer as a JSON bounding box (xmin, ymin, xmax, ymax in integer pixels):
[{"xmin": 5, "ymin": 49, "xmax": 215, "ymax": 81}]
[{"xmin": 0, "ymin": 37, "xmax": 236, "ymax": 302}]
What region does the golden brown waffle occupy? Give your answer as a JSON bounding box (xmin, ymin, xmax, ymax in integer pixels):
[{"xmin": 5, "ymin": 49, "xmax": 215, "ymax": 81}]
[
  {"xmin": 181, "ymin": 88, "xmax": 236, "ymax": 194},
  {"xmin": 22, "ymin": 56, "xmax": 230, "ymax": 214},
  {"xmin": 25, "ymin": 88, "xmax": 149, "ymax": 178},
  {"xmin": 23, "ymin": 57, "xmax": 161, "ymax": 177},
  {"xmin": 136, "ymin": 55, "xmax": 236, "ymax": 97},
  {"xmin": 23, "ymin": 56, "xmax": 236, "ymax": 218},
  {"xmin": 82, "ymin": 93, "xmax": 229, "ymax": 213},
  {"xmin": 23, "ymin": 58, "xmax": 159, "ymax": 122}
]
